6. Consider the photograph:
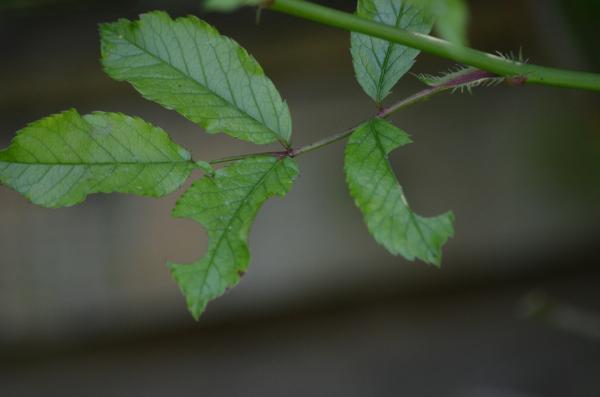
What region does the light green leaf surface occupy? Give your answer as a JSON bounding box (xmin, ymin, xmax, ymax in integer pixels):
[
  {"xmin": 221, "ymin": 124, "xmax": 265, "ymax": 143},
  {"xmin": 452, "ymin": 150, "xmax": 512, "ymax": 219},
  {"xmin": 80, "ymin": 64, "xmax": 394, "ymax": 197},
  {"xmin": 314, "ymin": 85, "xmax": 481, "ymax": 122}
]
[
  {"xmin": 351, "ymin": 0, "xmax": 434, "ymax": 104},
  {"xmin": 344, "ymin": 118, "xmax": 453, "ymax": 266},
  {"xmin": 169, "ymin": 156, "xmax": 299, "ymax": 319},
  {"xmin": 101, "ymin": 11, "xmax": 292, "ymax": 146},
  {"xmin": 0, "ymin": 109, "xmax": 194, "ymax": 208}
]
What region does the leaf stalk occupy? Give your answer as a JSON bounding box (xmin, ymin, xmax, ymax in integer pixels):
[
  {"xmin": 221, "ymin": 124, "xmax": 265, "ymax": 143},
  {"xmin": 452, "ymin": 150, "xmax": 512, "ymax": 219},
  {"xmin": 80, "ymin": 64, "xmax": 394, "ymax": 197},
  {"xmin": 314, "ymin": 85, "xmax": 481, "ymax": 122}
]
[{"xmin": 210, "ymin": 71, "xmax": 491, "ymax": 164}]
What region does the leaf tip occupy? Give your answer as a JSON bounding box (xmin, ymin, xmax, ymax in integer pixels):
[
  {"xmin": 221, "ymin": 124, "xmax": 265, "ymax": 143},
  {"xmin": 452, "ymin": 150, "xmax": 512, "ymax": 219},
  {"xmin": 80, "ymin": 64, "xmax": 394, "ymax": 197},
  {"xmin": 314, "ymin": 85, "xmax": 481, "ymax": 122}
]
[{"xmin": 167, "ymin": 261, "xmax": 208, "ymax": 320}]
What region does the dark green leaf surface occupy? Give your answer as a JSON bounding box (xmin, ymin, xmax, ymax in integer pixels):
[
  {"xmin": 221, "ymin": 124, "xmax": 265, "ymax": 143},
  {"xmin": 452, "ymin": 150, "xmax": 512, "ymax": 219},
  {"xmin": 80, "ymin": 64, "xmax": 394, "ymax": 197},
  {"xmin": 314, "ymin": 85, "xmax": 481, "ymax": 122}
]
[
  {"xmin": 169, "ymin": 156, "xmax": 298, "ymax": 319},
  {"xmin": 351, "ymin": 0, "xmax": 433, "ymax": 103},
  {"xmin": 101, "ymin": 12, "xmax": 292, "ymax": 146},
  {"xmin": 0, "ymin": 109, "xmax": 194, "ymax": 208},
  {"xmin": 344, "ymin": 118, "xmax": 453, "ymax": 266}
]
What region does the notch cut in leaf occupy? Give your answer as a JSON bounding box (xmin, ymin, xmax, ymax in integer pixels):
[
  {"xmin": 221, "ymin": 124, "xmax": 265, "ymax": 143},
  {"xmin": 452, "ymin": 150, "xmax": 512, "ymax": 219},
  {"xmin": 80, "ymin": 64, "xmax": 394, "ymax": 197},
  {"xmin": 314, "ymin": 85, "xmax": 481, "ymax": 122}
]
[
  {"xmin": 344, "ymin": 118, "xmax": 454, "ymax": 266},
  {"xmin": 169, "ymin": 155, "xmax": 299, "ymax": 319}
]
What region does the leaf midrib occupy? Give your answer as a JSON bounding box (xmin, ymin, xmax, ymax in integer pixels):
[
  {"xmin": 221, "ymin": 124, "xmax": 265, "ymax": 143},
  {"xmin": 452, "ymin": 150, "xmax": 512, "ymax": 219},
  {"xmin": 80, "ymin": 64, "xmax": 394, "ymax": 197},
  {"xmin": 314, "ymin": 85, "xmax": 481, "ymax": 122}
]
[
  {"xmin": 374, "ymin": 2, "xmax": 406, "ymax": 102},
  {"xmin": 201, "ymin": 158, "xmax": 282, "ymax": 290},
  {"xmin": 0, "ymin": 160, "xmax": 192, "ymax": 166},
  {"xmin": 106, "ymin": 23, "xmax": 285, "ymax": 144}
]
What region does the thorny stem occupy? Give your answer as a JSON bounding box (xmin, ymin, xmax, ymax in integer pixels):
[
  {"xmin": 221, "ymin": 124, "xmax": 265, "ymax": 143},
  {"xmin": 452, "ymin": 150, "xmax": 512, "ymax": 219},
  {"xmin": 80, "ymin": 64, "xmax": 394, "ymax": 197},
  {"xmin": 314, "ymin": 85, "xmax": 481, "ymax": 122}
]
[
  {"xmin": 205, "ymin": 0, "xmax": 600, "ymax": 167},
  {"xmin": 208, "ymin": 68, "xmax": 492, "ymax": 165},
  {"xmin": 267, "ymin": 0, "xmax": 600, "ymax": 92},
  {"xmin": 204, "ymin": 0, "xmax": 600, "ymax": 167}
]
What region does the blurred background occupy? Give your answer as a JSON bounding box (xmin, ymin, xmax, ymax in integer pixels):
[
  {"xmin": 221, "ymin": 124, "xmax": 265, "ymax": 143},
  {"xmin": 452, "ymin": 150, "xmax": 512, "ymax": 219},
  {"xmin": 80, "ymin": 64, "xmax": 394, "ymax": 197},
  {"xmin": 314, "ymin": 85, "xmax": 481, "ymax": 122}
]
[{"xmin": 1, "ymin": 0, "xmax": 599, "ymax": 396}]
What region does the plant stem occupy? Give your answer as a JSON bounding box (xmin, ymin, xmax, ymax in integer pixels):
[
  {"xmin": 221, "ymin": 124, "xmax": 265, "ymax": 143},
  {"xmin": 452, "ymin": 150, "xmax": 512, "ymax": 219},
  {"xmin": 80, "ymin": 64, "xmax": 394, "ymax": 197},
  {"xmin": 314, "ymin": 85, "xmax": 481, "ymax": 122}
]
[
  {"xmin": 291, "ymin": 125, "xmax": 355, "ymax": 157},
  {"xmin": 292, "ymin": 83, "xmax": 452, "ymax": 157},
  {"xmin": 209, "ymin": 80, "xmax": 463, "ymax": 164},
  {"xmin": 378, "ymin": 86, "xmax": 445, "ymax": 116},
  {"xmin": 268, "ymin": 0, "xmax": 600, "ymax": 92}
]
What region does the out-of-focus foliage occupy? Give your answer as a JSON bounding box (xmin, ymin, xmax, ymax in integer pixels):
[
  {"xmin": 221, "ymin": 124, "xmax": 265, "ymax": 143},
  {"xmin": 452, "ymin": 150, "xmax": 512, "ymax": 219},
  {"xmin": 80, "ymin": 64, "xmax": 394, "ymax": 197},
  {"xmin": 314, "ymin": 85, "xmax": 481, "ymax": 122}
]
[
  {"xmin": 203, "ymin": 0, "xmax": 262, "ymax": 12},
  {"xmin": 559, "ymin": 0, "xmax": 600, "ymax": 68},
  {"xmin": 428, "ymin": 0, "xmax": 469, "ymax": 46}
]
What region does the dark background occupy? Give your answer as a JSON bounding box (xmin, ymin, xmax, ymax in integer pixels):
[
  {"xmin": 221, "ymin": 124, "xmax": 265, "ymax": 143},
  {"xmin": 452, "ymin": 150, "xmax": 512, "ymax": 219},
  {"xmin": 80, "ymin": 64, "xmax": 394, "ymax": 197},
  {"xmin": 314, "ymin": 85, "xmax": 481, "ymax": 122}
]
[{"xmin": 1, "ymin": 1, "xmax": 599, "ymax": 396}]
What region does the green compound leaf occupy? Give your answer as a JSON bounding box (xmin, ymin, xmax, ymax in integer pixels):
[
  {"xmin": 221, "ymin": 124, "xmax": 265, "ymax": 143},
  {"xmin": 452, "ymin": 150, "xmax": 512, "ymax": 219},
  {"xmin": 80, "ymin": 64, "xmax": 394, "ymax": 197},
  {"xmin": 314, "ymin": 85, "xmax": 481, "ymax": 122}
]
[
  {"xmin": 344, "ymin": 118, "xmax": 454, "ymax": 266},
  {"xmin": 0, "ymin": 109, "xmax": 194, "ymax": 208},
  {"xmin": 169, "ymin": 156, "xmax": 299, "ymax": 319},
  {"xmin": 351, "ymin": 0, "xmax": 434, "ymax": 104},
  {"xmin": 101, "ymin": 11, "xmax": 292, "ymax": 146}
]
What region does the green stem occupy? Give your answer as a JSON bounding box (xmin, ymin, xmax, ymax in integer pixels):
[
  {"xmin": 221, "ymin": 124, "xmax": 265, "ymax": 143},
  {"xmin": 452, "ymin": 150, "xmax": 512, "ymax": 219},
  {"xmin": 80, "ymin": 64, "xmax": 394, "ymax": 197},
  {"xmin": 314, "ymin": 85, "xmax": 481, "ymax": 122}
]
[
  {"xmin": 292, "ymin": 83, "xmax": 449, "ymax": 157},
  {"xmin": 291, "ymin": 126, "xmax": 354, "ymax": 157},
  {"xmin": 268, "ymin": 0, "xmax": 600, "ymax": 92},
  {"xmin": 209, "ymin": 68, "xmax": 495, "ymax": 164}
]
